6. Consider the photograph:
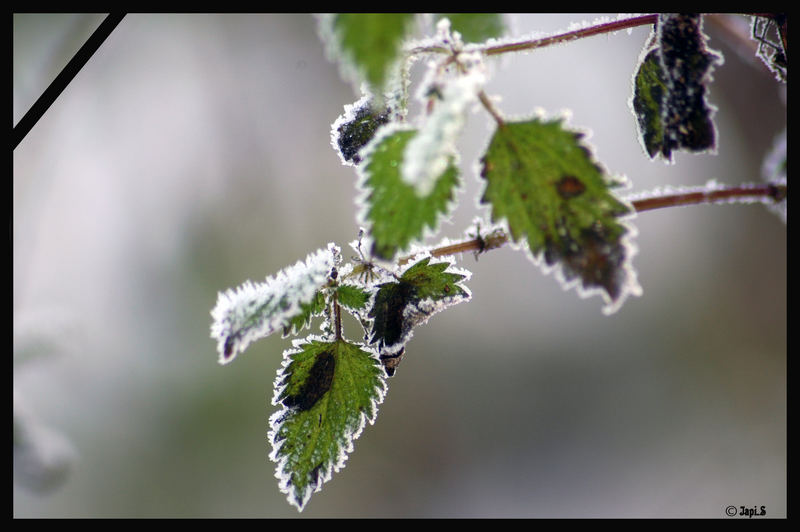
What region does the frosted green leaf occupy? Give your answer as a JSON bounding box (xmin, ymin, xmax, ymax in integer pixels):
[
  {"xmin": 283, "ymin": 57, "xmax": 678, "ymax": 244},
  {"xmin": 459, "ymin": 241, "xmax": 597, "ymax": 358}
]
[
  {"xmin": 336, "ymin": 284, "xmax": 371, "ymax": 312},
  {"xmin": 369, "ymin": 256, "xmax": 471, "ymax": 374},
  {"xmin": 480, "ymin": 117, "xmax": 640, "ymax": 313},
  {"xmin": 632, "ymin": 49, "xmax": 667, "ymax": 159},
  {"xmin": 269, "ymin": 338, "xmax": 386, "ymax": 512},
  {"xmin": 359, "ymin": 126, "xmax": 461, "ymax": 260},
  {"xmin": 329, "ymin": 14, "xmax": 415, "ymax": 95},
  {"xmin": 435, "ymin": 13, "xmax": 505, "ymax": 43},
  {"xmin": 282, "ymin": 290, "xmax": 326, "ymax": 337},
  {"xmin": 631, "ymin": 14, "xmax": 723, "ymax": 161},
  {"xmin": 210, "ymin": 244, "xmax": 339, "ymax": 365},
  {"xmin": 403, "ymin": 60, "xmax": 484, "ymax": 196}
]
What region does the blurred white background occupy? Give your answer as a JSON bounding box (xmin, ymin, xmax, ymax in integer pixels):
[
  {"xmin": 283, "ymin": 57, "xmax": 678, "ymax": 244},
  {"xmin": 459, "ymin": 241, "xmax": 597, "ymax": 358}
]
[{"xmin": 14, "ymin": 14, "xmax": 785, "ymax": 517}]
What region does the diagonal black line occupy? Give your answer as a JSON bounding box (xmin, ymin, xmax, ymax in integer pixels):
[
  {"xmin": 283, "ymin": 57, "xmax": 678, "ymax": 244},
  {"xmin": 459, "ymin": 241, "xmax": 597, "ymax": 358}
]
[{"xmin": 13, "ymin": 13, "xmax": 126, "ymax": 150}]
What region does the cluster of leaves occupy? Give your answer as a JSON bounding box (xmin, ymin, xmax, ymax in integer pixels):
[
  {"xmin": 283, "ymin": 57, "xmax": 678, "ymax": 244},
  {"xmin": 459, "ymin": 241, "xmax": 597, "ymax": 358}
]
[
  {"xmin": 211, "ymin": 241, "xmax": 470, "ymax": 510},
  {"xmin": 211, "ymin": 13, "xmax": 786, "ymax": 512}
]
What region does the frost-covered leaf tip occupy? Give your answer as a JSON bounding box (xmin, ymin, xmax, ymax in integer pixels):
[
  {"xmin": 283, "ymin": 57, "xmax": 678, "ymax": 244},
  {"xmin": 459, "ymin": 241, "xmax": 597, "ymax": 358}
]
[
  {"xmin": 269, "ymin": 338, "xmax": 386, "ymax": 511},
  {"xmin": 210, "ymin": 244, "xmax": 339, "ymax": 365}
]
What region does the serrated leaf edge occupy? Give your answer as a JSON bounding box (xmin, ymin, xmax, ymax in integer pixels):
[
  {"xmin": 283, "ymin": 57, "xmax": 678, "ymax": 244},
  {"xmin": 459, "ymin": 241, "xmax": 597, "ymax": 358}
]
[
  {"xmin": 267, "ymin": 335, "xmax": 387, "ymax": 511},
  {"xmin": 372, "ymin": 252, "xmax": 472, "ymax": 354},
  {"xmin": 475, "ymin": 110, "xmax": 642, "ymax": 314},
  {"xmin": 355, "ymin": 122, "xmax": 463, "ymax": 260}
]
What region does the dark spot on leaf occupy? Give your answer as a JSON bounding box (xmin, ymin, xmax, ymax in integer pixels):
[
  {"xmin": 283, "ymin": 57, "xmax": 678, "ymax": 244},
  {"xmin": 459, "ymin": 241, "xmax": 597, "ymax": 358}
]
[
  {"xmin": 282, "ymin": 349, "xmax": 336, "ymax": 412},
  {"xmin": 223, "ymin": 336, "xmax": 235, "ymax": 361},
  {"xmin": 311, "ymin": 463, "xmax": 324, "ymax": 484},
  {"xmin": 369, "ymin": 282, "xmax": 415, "ymax": 348},
  {"xmin": 556, "ymin": 175, "xmax": 586, "ymax": 199}
]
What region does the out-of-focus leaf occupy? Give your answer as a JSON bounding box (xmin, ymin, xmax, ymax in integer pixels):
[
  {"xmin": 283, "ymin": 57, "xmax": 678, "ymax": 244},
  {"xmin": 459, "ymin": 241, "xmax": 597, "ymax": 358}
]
[
  {"xmin": 435, "ymin": 13, "xmax": 505, "ymax": 43},
  {"xmin": 328, "ymin": 14, "xmax": 415, "ymax": 95}
]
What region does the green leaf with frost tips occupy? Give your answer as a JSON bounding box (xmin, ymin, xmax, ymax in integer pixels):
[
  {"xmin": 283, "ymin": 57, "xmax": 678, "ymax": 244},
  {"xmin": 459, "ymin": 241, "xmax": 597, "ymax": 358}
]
[
  {"xmin": 360, "ymin": 127, "xmax": 460, "ymax": 260},
  {"xmin": 332, "ymin": 14, "xmax": 415, "ymax": 94},
  {"xmin": 632, "ymin": 14, "xmax": 723, "ymax": 161},
  {"xmin": 480, "ymin": 118, "xmax": 639, "ymax": 313},
  {"xmin": 282, "ymin": 291, "xmax": 326, "ymax": 337},
  {"xmin": 269, "ymin": 338, "xmax": 386, "ymax": 512},
  {"xmin": 336, "ymin": 284, "xmax": 370, "ymax": 312},
  {"xmin": 369, "ymin": 256, "xmax": 470, "ymax": 372},
  {"xmin": 436, "ymin": 13, "xmax": 505, "ymax": 43}
]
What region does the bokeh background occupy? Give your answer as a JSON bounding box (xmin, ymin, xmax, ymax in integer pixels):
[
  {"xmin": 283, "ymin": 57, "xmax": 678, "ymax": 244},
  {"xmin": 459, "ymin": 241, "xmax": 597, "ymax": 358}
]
[{"xmin": 13, "ymin": 14, "xmax": 785, "ymax": 518}]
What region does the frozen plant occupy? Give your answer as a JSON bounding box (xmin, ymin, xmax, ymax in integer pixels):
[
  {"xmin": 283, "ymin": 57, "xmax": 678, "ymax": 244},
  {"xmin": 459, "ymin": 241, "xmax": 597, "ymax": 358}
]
[{"xmin": 210, "ymin": 13, "xmax": 786, "ymax": 511}]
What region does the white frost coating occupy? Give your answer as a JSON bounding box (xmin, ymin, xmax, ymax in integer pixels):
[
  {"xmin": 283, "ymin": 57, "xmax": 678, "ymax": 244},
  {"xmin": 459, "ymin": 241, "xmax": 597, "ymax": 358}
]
[
  {"xmin": 402, "ymin": 52, "xmax": 486, "ymax": 196},
  {"xmin": 267, "ymin": 336, "xmax": 387, "ymax": 512},
  {"xmin": 210, "ymin": 244, "xmax": 339, "ymax": 365},
  {"xmin": 330, "ymin": 92, "xmax": 372, "ymax": 167},
  {"xmin": 353, "ymin": 121, "xmax": 464, "ymax": 258}
]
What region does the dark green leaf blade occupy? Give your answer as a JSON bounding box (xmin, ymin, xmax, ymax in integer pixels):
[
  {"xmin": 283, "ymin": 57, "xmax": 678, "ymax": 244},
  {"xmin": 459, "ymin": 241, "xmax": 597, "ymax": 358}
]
[
  {"xmin": 435, "ymin": 13, "xmax": 505, "ymax": 43},
  {"xmin": 336, "ymin": 284, "xmax": 371, "ymax": 312},
  {"xmin": 270, "ymin": 338, "xmax": 386, "ymax": 512},
  {"xmin": 282, "ymin": 290, "xmax": 326, "ymax": 337},
  {"xmin": 331, "ymin": 96, "xmax": 393, "ymax": 166},
  {"xmin": 480, "ymin": 117, "xmax": 641, "ymax": 313},
  {"xmin": 632, "ymin": 49, "xmax": 667, "ymax": 159},
  {"xmin": 368, "ymin": 256, "xmax": 470, "ymax": 371},
  {"xmin": 359, "ymin": 126, "xmax": 461, "ymax": 260},
  {"xmin": 632, "ymin": 14, "xmax": 723, "ymax": 161},
  {"xmin": 329, "ymin": 14, "xmax": 415, "ymax": 95}
]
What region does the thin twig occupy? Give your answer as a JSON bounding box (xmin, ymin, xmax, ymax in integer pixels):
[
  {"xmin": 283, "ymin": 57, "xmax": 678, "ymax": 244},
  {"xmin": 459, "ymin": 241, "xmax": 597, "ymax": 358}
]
[
  {"xmin": 483, "ymin": 14, "xmax": 658, "ymax": 57},
  {"xmin": 418, "ymin": 182, "xmax": 786, "ymax": 260},
  {"xmin": 629, "ymin": 183, "xmax": 786, "ymax": 213}
]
